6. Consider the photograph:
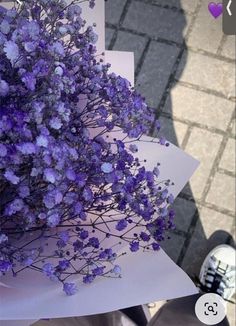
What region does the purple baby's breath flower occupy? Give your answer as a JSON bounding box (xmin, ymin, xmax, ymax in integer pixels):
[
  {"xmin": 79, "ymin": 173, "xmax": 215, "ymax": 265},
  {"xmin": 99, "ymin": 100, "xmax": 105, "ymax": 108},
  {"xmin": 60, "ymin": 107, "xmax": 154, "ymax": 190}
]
[
  {"xmin": 6, "ymin": 198, "xmax": 24, "ymax": 216},
  {"xmin": 88, "ymin": 237, "xmax": 99, "ymax": 248},
  {"xmin": 92, "ymin": 266, "xmax": 105, "ymax": 276},
  {"xmin": 66, "ymin": 168, "xmax": 76, "ymax": 181},
  {"xmin": 73, "ymin": 240, "xmax": 83, "ymax": 251},
  {"xmin": 38, "ymin": 213, "xmax": 47, "ymax": 220},
  {"xmin": 0, "ymin": 260, "xmax": 12, "ymax": 272},
  {"xmin": 42, "ymin": 263, "xmax": 55, "ymax": 277},
  {"xmin": 4, "ymin": 170, "xmax": 20, "ymax": 185},
  {"xmin": 130, "ymin": 241, "xmax": 139, "ymax": 252},
  {"xmin": 116, "ymin": 219, "xmax": 128, "ymax": 231},
  {"xmin": 113, "ymin": 265, "xmax": 121, "ymax": 275},
  {"xmin": 83, "ymin": 274, "xmax": 95, "ymax": 284},
  {"xmin": 33, "ymin": 59, "xmax": 49, "ymax": 77},
  {"xmin": 17, "ymin": 142, "xmax": 36, "ymax": 155},
  {"xmin": 67, "ymin": 4, "xmax": 82, "ymax": 20},
  {"xmin": 24, "ymin": 41, "xmax": 37, "ymax": 53},
  {"xmin": 76, "ymin": 173, "xmax": 86, "ymax": 187},
  {"xmin": 54, "ymin": 66, "xmax": 63, "ymax": 76},
  {"xmin": 19, "ymin": 186, "xmax": 30, "ymax": 198},
  {"xmin": 80, "ymin": 230, "xmax": 89, "ymax": 240},
  {"xmin": 44, "ymin": 168, "xmax": 57, "ymax": 183},
  {"xmin": 49, "ymin": 117, "xmax": 62, "ymax": 130},
  {"xmin": 21, "ymin": 72, "xmax": 36, "ymax": 91},
  {"xmin": 129, "ymin": 144, "xmax": 138, "ymax": 153},
  {"xmin": 23, "ymin": 257, "xmax": 34, "ymax": 267},
  {"xmin": 140, "ymin": 232, "xmax": 150, "ymax": 242},
  {"xmin": 59, "ymin": 231, "xmax": 70, "ymax": 244},
  {"xmin": 36, "ymin": 135, "xmax": 48, "ymax": 147},
  {"xmin": 152, "ymin": 243, "xmax": 160, "ymax": 251},
  {"xmin": 74, "ymin": 202, "xmax": 83, "ymax": 214},
  {"xmin": 3, "ymin": 40, "xmax": 19, "ymax": 65},
  {"xmin": 159, "ymin": 137, "xmax": 166, "ymax": 145},
  {"xmin": 169, "ymin": 209, "xmax": 175, "ymax": 219},
  {"xmin": 63, "ymin": 282, "xmax": 78, "ymax": 296},
  {"xmin": 50, "ymin": 42, "xmax": 65, "ymax": 57},
  {"xmin": 59, "ymin": 259, "xmax": 70, "ymax": 270},
  {"xmin": 82, "ymin": 187, "xmax": 93, "ymax": 202},
  {"xmin": 0, "ymin": 233, "xmax": 8, "ymax": 244},
  {"xmin": 20, "ymin": 21, "xmax": 40, "ymax": 40},
  {"xmin": 101, "ymin": 162, "xmax": 113, "ymax": 174},
  {"xmin": 0, "ymin": 143, "xmax": 7, "ymax": 157},
  {"xmin": 47, "ymin": 212, "xmax": 60, "ymax": 227},
  {"xmin": 0, "ymin": 20, "xmax": 10, "ymax": 34},
  {"xmin": 167, "ymin": 194, "xmax": 174, "ymax": 204},
  {"xmin": 89, "ymin": 0, "xmax": 96, "ymax": 9},
  {"xmin": 0, "ymin": 79, "xmax": 9, "ymax": 96}
]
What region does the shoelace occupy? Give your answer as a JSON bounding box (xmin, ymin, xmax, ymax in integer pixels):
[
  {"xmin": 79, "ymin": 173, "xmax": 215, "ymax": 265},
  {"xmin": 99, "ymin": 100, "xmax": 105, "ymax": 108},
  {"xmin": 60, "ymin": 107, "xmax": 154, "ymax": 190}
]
[{"xmin": 193, "ymin": 275, "xmax": 236, "ymax": 304}]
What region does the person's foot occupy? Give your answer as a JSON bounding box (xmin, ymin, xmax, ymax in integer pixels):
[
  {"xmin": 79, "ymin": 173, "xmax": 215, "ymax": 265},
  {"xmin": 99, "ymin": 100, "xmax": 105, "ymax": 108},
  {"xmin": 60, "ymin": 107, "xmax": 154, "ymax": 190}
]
[{"xmin": 199, "ymin": 244, "xmax": 236, "ymax": 301}]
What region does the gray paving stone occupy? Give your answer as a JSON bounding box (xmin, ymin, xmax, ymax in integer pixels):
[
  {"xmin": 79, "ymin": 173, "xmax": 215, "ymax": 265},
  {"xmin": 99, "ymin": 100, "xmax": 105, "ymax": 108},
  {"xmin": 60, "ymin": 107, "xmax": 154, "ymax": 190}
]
[
  {"xmin": 123, "ymin": 1, "xmax": 188, "ymax": 43},
  {"xmin": 157, "ymin": 116, "xmax": 188, "ymax": 147},
  {"xmin": 105, "ymin": 0, "xmax": 126, "ymax": 25},
  {"xmin": 221, "ymin": 36, "xmax": 236, "ymax": 60},
  {"xmin": 105, "ymin": 27, "xmax": 114, "ymax": 49},
  {"xmin": 187, "ymin": 0, "xmax": 222, "ymax": 54},
  {"xmin": 177, "ymin": 51, "xmax": 235, "ymax": 99},
  {"xmin": 160, "ymin": 232, "xmax": 185, "ymax": 263},
  {"xmin": 230, "ymin": 118, "xmax": 236, "ymax": 137},
  {"xmin": 229, "ymin": 222, "xmax": 236, "ymax": 246},
  {"xmin": 184, "ymin": 128, "xmax": 223, "ymax": 200},
  {"xmin": 113, "ymin": 31, "xmax": 147, "ymax": 68},
  {"xmin": 206, "ymin": 172, "xmax": 235, "ymax": 213},
  {"xmin": 219, "ymin": 138, "xmax": 235, "ymax": 174},
  {"xmin": 227, "ymin": 301, "xmax": 236, "ymax": 326},
  {"xmin": 136, "ymin": 41, "xmax": 179, "ymax": 108},
  {"xmin": 172, "ymin": 197, "xmax": 196, "ymax": 232},
  {"xmin": 0, "ymin": 1, "xmax": 13, "ymax": 9},
  {"xmin": 147, "ymin": 0, "xmax": 199, "ymax": 13},
  {"xmin": 182, "ymin": 207, "xmax": 234, "ymax": 276},
  {"xmin": 165, "ymin": 85, "xmax": 235, "ymax": 131}
]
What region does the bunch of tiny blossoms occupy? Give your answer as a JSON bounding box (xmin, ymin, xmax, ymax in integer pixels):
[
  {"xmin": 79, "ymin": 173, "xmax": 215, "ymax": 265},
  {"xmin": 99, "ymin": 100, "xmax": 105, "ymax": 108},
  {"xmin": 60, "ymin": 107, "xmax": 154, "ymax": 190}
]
[{"xmin": 0, "ymin": 0, "xmax": 175, "ymax": 295}]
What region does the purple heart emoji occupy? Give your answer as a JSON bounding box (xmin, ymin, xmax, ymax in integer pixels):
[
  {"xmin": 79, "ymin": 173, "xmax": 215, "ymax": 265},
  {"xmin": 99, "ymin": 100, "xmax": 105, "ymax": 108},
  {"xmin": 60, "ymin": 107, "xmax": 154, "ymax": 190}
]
[{"xmin": 208, "ymin": 2, "xmax": 223, "ymax": 19}]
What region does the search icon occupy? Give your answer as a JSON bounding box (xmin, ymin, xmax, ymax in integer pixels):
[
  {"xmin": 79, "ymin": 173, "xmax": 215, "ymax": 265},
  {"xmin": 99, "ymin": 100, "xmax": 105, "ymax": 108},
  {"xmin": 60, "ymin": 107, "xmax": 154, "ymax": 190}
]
[
  {"xmin": 208, "ymin": 305, "xmax": 215, "ymax": 313},
  {"xmin": 195, "ymin": 293, "xmax": 227, "ymax": 325}
]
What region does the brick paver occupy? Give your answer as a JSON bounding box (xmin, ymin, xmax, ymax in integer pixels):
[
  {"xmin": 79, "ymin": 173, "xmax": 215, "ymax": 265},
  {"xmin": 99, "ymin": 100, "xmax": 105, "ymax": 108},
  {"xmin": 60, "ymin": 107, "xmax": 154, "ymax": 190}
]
[
  {"xmin": 187, "ymin": 1, "xmax": 223, "ymax": 53},
  {"xmin": 105, "ymin": 0, "xmax": 127, "ymax": 25},
  {"xmin": 184, "ymin": 128, "xmax": 223, "ymax": 199},
  {"xmin": 219, "ymin": 138, "xmax": 236, "ymax": 174},
  {"xmin": 221, "ymin": 36, "xmax": 236, "ymax": 59},
  {"xmin": 136, "ymin": 41, "xmax": 179, "ymax": 107},
  {"xmin": 164, "ymin": 84, "xmax": 235, "ymax": 131},
  {"xmin": 105, "ymin": 0, "xmax": 235, "ymax": 323},
  {"xmin": 206, "ymin": 172, "xmax": 235, "ymax": 213},
  {"xmin": 182, "ymin": 206, "xmax": 234, "ymax": 276},
  {"xmin": 113, "ymin": 30, "xmax": 147, "ymax": 68},
  {"xmin": 176, "ymin": 51, "xmax": 235, "ymax": 99},
  {"xmin": 148, "ymin": 0, "xmax": 199, "ymax": 14},
  {"xmin": 105, "ymin": 27, "xmax": 114, "ymax": 48},
  {"xmin": 123, "ymin": 1, "xmax": 189, "ymax": 43},
  {"xmin": 157, "ymin": 116, "xmax": 188, "ymax": 147}
]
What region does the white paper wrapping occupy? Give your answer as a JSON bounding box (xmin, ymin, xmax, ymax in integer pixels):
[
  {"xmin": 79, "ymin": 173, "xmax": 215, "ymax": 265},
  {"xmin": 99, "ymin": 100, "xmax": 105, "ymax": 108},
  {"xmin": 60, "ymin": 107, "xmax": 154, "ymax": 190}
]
[{"xmin": 0, "ymin": 1, "xmax": 199, "ymax": 325}]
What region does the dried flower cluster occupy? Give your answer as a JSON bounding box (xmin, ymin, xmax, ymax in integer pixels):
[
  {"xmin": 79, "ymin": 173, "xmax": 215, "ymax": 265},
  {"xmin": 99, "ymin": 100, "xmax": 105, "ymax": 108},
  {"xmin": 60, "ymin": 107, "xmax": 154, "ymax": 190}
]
[{"xmin": 0, "ymin": 0, "xmax": 175, "ymax": 295}]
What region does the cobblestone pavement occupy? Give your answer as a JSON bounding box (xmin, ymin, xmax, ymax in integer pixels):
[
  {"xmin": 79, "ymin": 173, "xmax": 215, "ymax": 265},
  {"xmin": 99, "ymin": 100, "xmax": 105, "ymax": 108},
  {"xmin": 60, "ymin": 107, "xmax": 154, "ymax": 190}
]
[{"xmin": 105, "ymin": 0, "xmax": 235, "ymax": 324}]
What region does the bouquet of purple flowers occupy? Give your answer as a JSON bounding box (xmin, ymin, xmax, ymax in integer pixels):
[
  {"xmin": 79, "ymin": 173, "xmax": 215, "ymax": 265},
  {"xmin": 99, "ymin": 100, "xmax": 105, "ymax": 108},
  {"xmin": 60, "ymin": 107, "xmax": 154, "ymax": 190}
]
[{"xmin": 0, "ymin": 0, "xmax": 176, "ymax": 296}]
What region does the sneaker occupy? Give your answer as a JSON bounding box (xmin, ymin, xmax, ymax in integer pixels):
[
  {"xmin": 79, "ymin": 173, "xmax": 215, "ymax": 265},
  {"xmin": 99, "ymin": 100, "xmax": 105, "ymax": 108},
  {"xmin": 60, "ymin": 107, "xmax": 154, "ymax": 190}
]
[{"xmin": 199, "ymin": 244, "xmax": 236, "ymax": 301}]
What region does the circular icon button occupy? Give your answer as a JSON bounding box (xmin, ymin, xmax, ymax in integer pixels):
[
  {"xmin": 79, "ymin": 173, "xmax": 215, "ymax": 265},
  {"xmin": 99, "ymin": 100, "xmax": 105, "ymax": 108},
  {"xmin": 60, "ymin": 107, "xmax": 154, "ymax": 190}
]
[{"xmin": 195, "ymin": 293, "xmax": 227, "ymax": 325}]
